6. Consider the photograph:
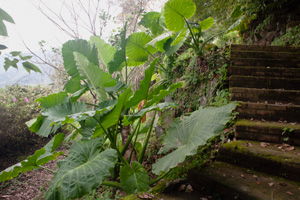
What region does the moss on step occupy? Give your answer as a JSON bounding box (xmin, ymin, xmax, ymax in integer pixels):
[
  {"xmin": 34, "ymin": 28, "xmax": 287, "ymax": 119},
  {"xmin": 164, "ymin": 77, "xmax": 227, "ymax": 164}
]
[{"xmin": 236, "ymin": 119, "xmax": 300, "ymax": 130}]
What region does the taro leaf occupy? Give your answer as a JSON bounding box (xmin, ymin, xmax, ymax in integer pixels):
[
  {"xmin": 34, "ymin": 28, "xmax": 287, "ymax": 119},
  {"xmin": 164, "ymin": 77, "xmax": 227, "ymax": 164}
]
[
  {"xmin": 62, "ymin": 39, "xmax": 98, "ymax": 78},
  {"xmin": 198, "ymin": 17, "xmax": 214, "ymax": 31},
  {"xmin": 70, "ymin": 84, "xmax": 89, "ymax": 102},
  {"xmin": 147, "ymin": 31, "xmax": 173, "ymax": 47},
  {"xmin": 152, "ymin": 102, "xmax": 237, "ymax": 175},
  {"xmin": 0, "ymin": 134, "xmax": 64, "ymax": 182},
  {"xmin": 123, "ymin": 102, "xmax": 177, "ymax": 126},
  {"xmin": 93, "ymin": 87, "xmax": 132, "ymax": 138},
  {"xmin": 164, "ymin": 37, "xmax": 185, "ymax": 56},
  {"xmin": 146, "ymin": 82, "xmax": 183, "ymax": 108},
  {"xmin": 125, "ymin": 60, "xmax": 156, "ymax": 109},
  {"xmin": 126, "ymin": 32, "xmax": 156, "ymax": 62},
  {"xmin": 108, "ymin": 26, "xmax": 126, "ymax": 74},
  {"xmin": 105, "ymin": 81, "xmax": 125, "ymax": 93},
  {"xmin": 231, "ymin": 5, "xmax": 243, "ymax": 18},
  {"xmin": 139, "ymin": 12, "xmax": 164, "ymax": 36},
  {"xmin": 41, "ymin": 101, "xmax": 88, "ymax": 125},
  {"xmin": 45, "ymin": 139, "xmax": 118, "ymax": 200},
  {"xmin": 4, "ymin": 58, "xmax": 18, "ymax": 71},
  {"xmin": 26, "ymin": 116, "xmax": 60, "ymax": 137},
  {"xmin": 89, "ymin": 36, "xmax": 116, "ymax": 70},
  {"xmin": 171, "ymin": 27, "xmax": 189, "ymax": 46},
  {"xmin": 0, "ymin": 8, "xmax": 14, "ymax": 36},
  {"xmin": 163, "ymin": 0, "xmax": 196, "ymax": 32},
  {"xmin": 120, "ymin": 161, "xmax": 149, "ymax": 194},
  {"xmin": 35, "ymin": 92, "xmax": 68, "ymax": 109},
  {"xmin": 22, "ymin": 61, "xmax": 42, "ymax": 73},
  {"xmin": 74, "ymin": 52, "xmax": 116, "ymax": 102},
  {"xmin": 64, "ymin": 76, "xmax": 82, "ymax": 94}
]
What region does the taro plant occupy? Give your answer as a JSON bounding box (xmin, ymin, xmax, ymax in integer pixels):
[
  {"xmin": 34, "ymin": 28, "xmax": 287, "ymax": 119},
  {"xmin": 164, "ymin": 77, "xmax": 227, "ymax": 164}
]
[{"xmin": 0, "ymin": 0, "xmax": 237, "ymax": 199}]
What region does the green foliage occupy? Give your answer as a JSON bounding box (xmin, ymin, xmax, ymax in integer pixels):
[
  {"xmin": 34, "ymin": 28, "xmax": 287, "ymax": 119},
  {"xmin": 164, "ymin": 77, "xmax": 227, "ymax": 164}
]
[
  {"xmin": 46, "ymin": 140, "xmax": 118, "ymax": 200},
  {"xmin": 0, "ymin": 7, "xmax": 14, "ymax": 37},
  {"xmin": 271, "ymin": 25, "xmax": 300, "ymax": 46},
  {"xmin": 152, "ymin": 102, "xmax": 237, "ymax": 175}
]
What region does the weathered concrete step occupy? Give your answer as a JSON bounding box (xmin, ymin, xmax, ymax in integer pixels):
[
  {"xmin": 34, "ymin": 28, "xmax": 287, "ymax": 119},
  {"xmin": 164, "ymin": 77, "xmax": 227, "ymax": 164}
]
[
  {"xmin": 236, "ymin": 102, "xmax": 300, "ymax": 123},
  {"xmin": 231, "ymin": 88, "xmax": 300, "ymax": 105},
  {"xmin": 188, "ymin": 161, "xmax": 300, "ymax": 200},
  {"xmin": 229, "ymin": 76, "xmax": 300, "ymax": 90},
  {"xmin": 231, "ymin": 44, "xmax": 300, "ymax": 52},
  {"xmin": 218, "ymin": 140, "xmax": 300, "ymax": 182},
  {"xmin": 228, "ymin": 66, "xmax": 300, "ymax": 78},
  {"xmin": 232, "ymin": 58, "xmax": 300, "ymax": 67},
  {"xmin": 235, "ymin": 119, "xmax": 300, "ymax": 145},
  {"xmin": 231, "ymin": 51, "xmax": 300, "ymax": 60}
]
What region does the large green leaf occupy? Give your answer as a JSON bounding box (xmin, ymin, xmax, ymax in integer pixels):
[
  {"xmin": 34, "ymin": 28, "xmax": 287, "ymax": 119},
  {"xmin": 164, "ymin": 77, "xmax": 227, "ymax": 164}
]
[
  {"xmin": 108, "ymin": 26, "xmax": 126, "ymax": 74},
  {"xmin": 171, "ymin": 27, "xmax": 190, "ymax": 46},
  {"xmin": 74, "ymin": 52, "xmax": 116, "ymax": 102},
  {"xmin": 147, "ymin": 31, "xmax": 173, "ymax": 47},
  {"xmin": 45, "ymin": 139, "xmax": 118, "ymax": 200},
  {"xmin": 26, "ymin": 116, "xmax": 60, "ymax": 137},
  {"xmin": 36, "ymin": 92, "xmax": 68, "ymax": 109},
  {"xmin": 93, "ymin": 87, "xmax": 132, "ymax": 137},
  {"xmin": 0, "ymin": 8, "xmax": 14, "ymax": 36},
  {"xmin": 163, "ymin": 0, "xmax": 196, "ymax": 32},
  {"xmin": 62, "ymin": 39, "xmax": 99, "ymax": 77},
  {"xmin": 89, "ymin": 36, "xmax": 116, "ymax": 70},
  {"xmin": 64, "ymin": 76, "xmax": 82, "ymax": 94},
  {"xmin": 198, "ymin": 17, "xmax": 214, "ymax": 31},
  {"xmin": 139, "ymin": 12, "xmax": 164, "ymax": 36},
  {"xmin": 0, "ymin": 134, "xmax": 64, "ymax": 182},
  {"xmin": 126, "ymin": 32, "xmax": 155, "ymax": 62},
  {"xmin": 146, "ymin": 82, "xmax": 183, "ymax": 108},
  {"xmin": 120, "ymin": 161, "xmax": 149, "ymax": 194},
  {"xmin": 125, "ymin": 60, "xmax": 156, "ymax": 109},
  {"xmin": 152, "ymin": 102, "xmax": 237, "ymax": 175},
  {"xmin": 123, "ymin": 102, "xmax": 177, "ymax": 126}
]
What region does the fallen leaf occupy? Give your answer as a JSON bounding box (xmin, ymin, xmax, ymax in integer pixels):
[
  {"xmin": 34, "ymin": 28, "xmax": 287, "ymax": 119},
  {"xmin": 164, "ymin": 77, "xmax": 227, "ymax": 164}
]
[
  {"xmin": 200, "ymin": 198, "xmax": 208, "ymax": 200},
  {"xmin": 245, "ymin": 142, "xmax": 253, "ymax": 147},
  {"xmin": 286, "ymin": 191, "xmax": 293, "ymax": 195},
  {"xmin": 185, "ymin": 184, "xmax": 193, "ymax": 193},
  {"xmin": 261, "ymin": 119, "xmax": 266, "ymax": 122},
  {"xmin": 178, "ymin": 184, "xmax": 186, "ymax": 191},
  {"xmin": 290, "ymin": 122, "xmax": 297, "ymax": 125},
  {"xmin": 138, "ymin": 193, "xmax": 154, "ymax": 199},
  {"xmin": 279, "ymin": 182, "xmax": 287, "ymax": 186},
  {"xmin": 260, "ymin": 142, "xmax": 270, "ymax": 147},
  {"xmin": 286, "ymin": 146, "xmax": 295, "ymax": 151},
  {"xmin": 233, "ymin": 138, "xmax": 237, "ymax": 142},
  {"xmin": 250, "ymin": 118, "xmax": 254, "ymax": 121},
  {"xmin": 241, "ymin": 174, "xmax": 245, "ymax": 179},
  {"xmin": 268, "ymin": 182, "xmax": 274, "ymax": 187}
]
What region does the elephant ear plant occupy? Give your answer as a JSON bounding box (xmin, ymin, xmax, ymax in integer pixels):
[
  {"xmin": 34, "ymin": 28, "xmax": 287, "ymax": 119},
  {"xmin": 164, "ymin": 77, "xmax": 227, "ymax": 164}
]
[{"xmin": 0, "ymin": 0, "xmax": 237, "ymax": 199}]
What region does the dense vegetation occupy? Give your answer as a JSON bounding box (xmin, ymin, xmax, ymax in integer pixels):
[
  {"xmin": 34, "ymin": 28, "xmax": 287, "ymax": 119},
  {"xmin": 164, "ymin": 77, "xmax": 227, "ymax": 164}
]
[{"xmin": 0, "ymin": 0, "xmax": 299, "ymax": 199}]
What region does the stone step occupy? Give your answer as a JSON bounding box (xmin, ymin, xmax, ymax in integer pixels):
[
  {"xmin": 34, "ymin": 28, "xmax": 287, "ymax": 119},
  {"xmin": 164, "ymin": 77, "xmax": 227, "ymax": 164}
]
[
  {"xmin": 236, "ymin": 102, "xmax": 300, "ymax": 123},
  {"xmin": 188, "ymin": 161, "xmax": 300, "ymax": 200},
  {"xmin": 234, "ymin": 119, "xmax": 300, "ymax": 145},
  {"xmin": 228, "ymin": 66, "xmax": 300, "ymax": 78},
  {"xmin": 229, "ymin": 76, "xmax": 300, "ymax": 90},
  {"xmin": 231, "ymin": 51, "xmax": 300, "ymax": 60},
  {"xmin": 231, "ymin": 44, "xmax": 300, "ymax": 52},
  {"xmin": 217, "ymin": 140, "xmax": 300, "ymax": 182},
  {"xmin": 232, "ymin": 58, "xmax": 300, "ymax": 67},
  {"xmin": 231, "ymin": 88, "xmax": 300, "ymax": 105}
]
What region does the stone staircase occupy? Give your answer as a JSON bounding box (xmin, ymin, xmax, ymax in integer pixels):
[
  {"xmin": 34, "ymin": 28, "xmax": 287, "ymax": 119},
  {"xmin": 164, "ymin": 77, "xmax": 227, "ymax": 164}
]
[{"xmin": 188, "ymin": 45, "xmax": 300, "ymax": 199}]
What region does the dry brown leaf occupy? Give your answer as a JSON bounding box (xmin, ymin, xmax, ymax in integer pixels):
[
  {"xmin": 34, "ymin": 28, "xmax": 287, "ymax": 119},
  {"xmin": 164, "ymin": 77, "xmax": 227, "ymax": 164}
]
[
  {"xmin": 260, "ymin": 142, "xmax": 270, "ymax": 147},
  {"xmin": 240, "ymin": 174, "xmax": 245, "ymax": 179},
  {"xmin": 138, "ymin": 193, "xmax": 154, "ymax": 199},
  {"xmin": 261, "ymin": 119, "xmax": 266, "ymax": 122},
  {"xmin": 279, "ymin": 182, "xmax": 287, "ymax": 186},
  {"xmin": 286, "ymin": 146, "xmax": 295, "ymax": 151},
  {"xmin": 286, "ymin": 191, "xmax": 293, "ymax": 195},
  {"xmin": 268, "ymin": 182, "xmax": 274, "ymax": 187},
  {"xmin": 245, "ymin": 142, "xmax": 253, "ymax": 147},
  {"xmin": 185, "ymin": 184, "xmax": 193, "ymax": 193},
  {"xmin": 178, "ymin": 184, "xmax": 186, "ymax": 191}
]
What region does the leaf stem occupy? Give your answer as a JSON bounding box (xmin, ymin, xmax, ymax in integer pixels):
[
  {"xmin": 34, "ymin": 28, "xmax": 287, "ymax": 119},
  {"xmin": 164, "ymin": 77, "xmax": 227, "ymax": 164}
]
[
  {"xmin": 138, "ymin": 111, "xmax": 156, "ymax": 163},
  {"xmin": 184, "ymin": 18, "xmax": 198, "ymax": 51},
  {"xmin": 38, "ymin": 165, "xmax": 56, "ymax": 174},
  {"xmin": 102, "ymin": 181, "xmax": 123, "ymax": 189},
  {"xmin": 69, "ymin": 124, "xmax": 82, "ymax": 134},
  {"xmin": 149, "ymin": 171, "xmax": 170, "ymax": 185}
]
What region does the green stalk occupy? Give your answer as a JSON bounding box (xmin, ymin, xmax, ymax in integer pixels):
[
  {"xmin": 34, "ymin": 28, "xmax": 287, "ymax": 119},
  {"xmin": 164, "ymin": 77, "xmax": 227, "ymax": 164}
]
[
  {"xmin": 69, "ymin": 124, "xmax": 82, "ymax": 135},
  {"xmin": 184, "ymin": 18, "xmax": 199, "ymax": 51},
  {"xmin": 121, "ymin": 118, "xmax": 142, "ymax": 156},
  {"xmin": 38, "ymin": 165, "xmax": 56, "ymax": 174},
  {"xmin": 149, "ymin": 171, "xmax": 170, "ymax": 185},
  {"xmin": 138, "ymin": 111, "xmax": 157, "ymax": 163},
  {"xmin": 128, "ymin": 123, "xmax": 140, "ymax": 163},
  {"xmin": 102, "ymin": 181, "xmax": 123, "ymax": 189}
]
